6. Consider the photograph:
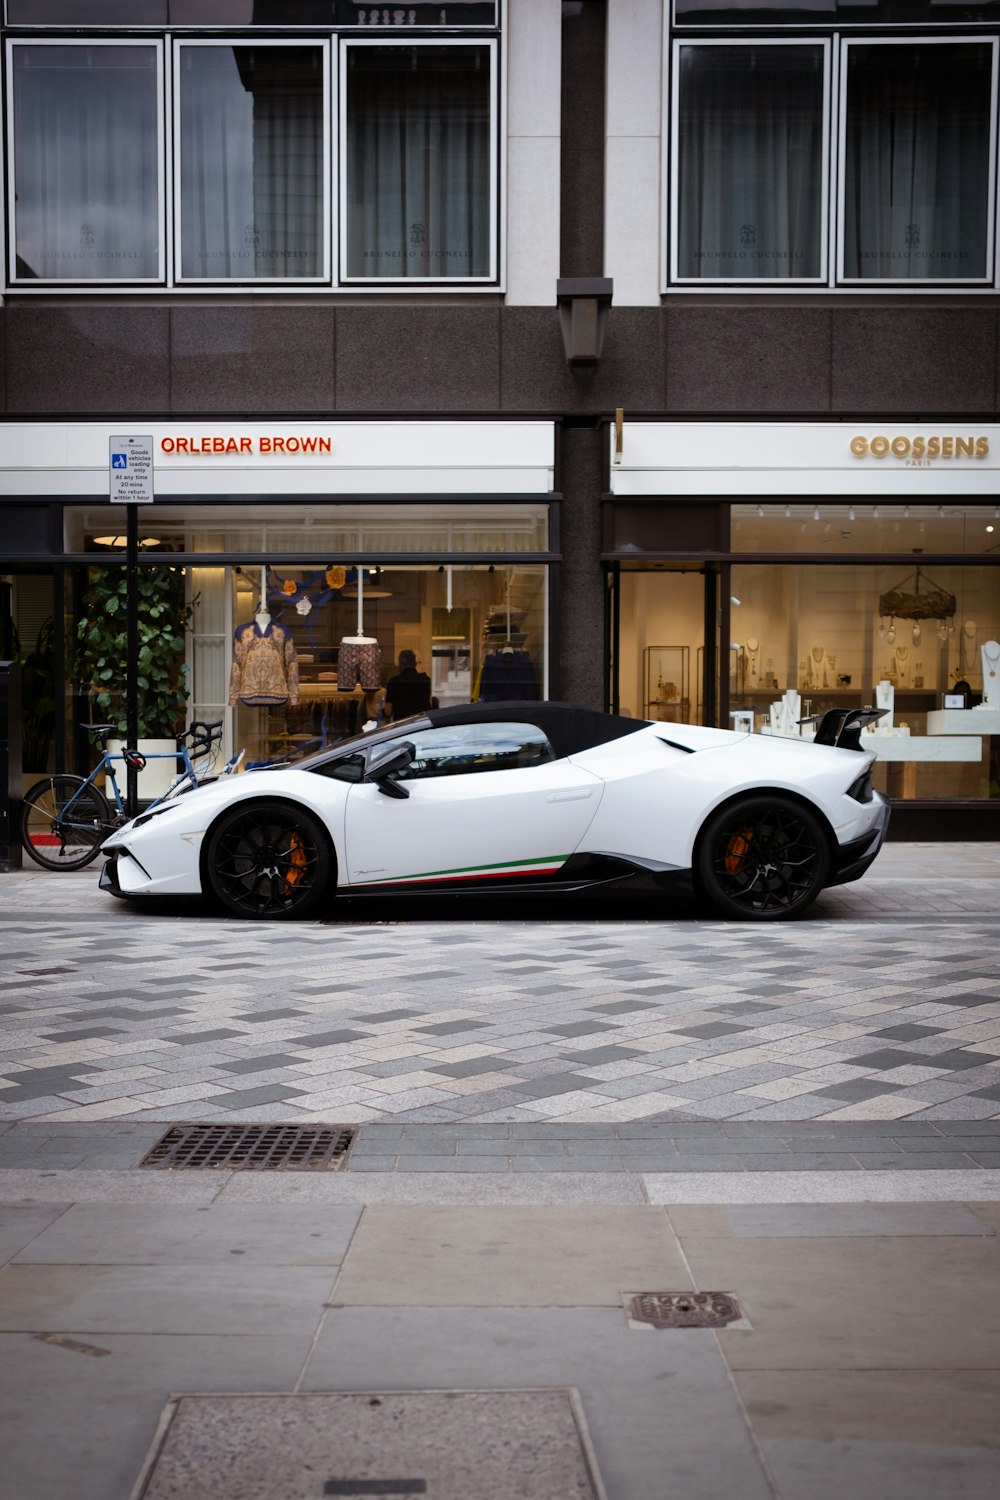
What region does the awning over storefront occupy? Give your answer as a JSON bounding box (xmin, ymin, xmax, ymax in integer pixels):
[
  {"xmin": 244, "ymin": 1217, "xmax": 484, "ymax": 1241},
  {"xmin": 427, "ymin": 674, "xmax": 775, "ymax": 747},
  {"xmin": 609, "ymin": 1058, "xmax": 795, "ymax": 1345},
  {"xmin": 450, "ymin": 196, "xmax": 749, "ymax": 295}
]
[
  {"xmin": 0, "ymin": 421, "xmax": 556, "ymax": 498},
  {"xmin": 610, "ymin": 422, "xmax": 1000, "ymax": 498}
]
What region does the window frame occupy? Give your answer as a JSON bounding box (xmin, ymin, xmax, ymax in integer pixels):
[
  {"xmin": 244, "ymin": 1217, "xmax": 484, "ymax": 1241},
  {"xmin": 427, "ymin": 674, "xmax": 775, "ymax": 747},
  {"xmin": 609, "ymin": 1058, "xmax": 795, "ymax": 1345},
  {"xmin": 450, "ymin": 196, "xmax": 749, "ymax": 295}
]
[
  {"xmin": 669, "ymin": 34, "xmax": 832, "ymax": 286},
  {"xmin": 663, "ymin": 10, "xmax": 1000, "ymax": 293},
  {"xmin": 1, "ymin": 13, "xmax": 505, "ymax": 294},
  {"xmin": 5, "ymin": 35, "xmax": 167, "ymax": 287},
  {"xmin": 835, "ymin": 33, "xmax": 999, "ymax": 289},
  {"xmin": 172, "ymin": 36, "xmax": 332, "ymax": 287},
  {"xmin": 338, "ymin": 35, "xmax": 500, "ymax": 287}
]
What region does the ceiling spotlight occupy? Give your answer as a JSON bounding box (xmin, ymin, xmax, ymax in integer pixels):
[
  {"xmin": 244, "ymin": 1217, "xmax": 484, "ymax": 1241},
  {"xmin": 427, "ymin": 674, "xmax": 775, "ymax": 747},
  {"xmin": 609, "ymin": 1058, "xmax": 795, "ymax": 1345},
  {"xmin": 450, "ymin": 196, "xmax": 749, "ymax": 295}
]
[
  {"xmin": 988, "ymin": 525, "xmax": 995, "ymax": 534},
  {"xmin": 937, "ymin": 506, "xmax": 944, "ymax": 519},
  {"xmin": 730, "ymin": 595, "xmax": 742, "ymax": 607},
  {"xmin": 848, "ymin": 506, "xmax": 855, "ymax": 522},
  {"xmin": 813, "ymin": 505, "xmax": 820, "ymax": 521},
  {"xmin": 784, "ymin": 504, "xmax": 792, "ymax": 519},
  {"xmin": 756, "ymin": 504, "xmax": 764, "ymax": 518},
  {"xmin": 872, "ymin": 505, "xmax": 880, "ymax": 519},
  {"xmin": 903, "ymin": 506, "xmax": 910, "ymax": 519}
]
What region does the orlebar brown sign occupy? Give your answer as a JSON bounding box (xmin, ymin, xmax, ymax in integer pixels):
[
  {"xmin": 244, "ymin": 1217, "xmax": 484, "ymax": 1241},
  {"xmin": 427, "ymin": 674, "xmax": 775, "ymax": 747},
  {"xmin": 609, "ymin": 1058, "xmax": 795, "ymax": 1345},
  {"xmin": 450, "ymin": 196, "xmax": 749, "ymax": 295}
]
[{"xmin": 160, "ymin": 435, "xmax": 333, "ymax": 455}]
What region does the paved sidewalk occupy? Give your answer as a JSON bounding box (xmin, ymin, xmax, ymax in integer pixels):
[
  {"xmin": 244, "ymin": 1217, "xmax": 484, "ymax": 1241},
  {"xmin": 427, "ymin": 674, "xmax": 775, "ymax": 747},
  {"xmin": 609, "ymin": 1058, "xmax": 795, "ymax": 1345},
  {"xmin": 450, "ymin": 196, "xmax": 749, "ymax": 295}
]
[
  {"xmin": 2, "ymin": 845, "xmax": 999, "ymax": 1127},
  {"xmin": 0, "ymin": 1182, "xmax": 998, "ymax": 1500},
  {"xmin": 1, "ymin": 843, "xmax": 999, "ymax": 1498}
]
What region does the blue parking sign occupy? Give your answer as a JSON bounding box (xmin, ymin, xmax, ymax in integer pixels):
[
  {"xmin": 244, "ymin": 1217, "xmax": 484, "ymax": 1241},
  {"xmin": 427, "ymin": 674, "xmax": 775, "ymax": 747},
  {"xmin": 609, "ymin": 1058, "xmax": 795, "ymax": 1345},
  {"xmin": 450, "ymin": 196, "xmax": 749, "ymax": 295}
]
[{"xmin": 112, "ymin": 452, "xmax": 128, "ymax": 469}]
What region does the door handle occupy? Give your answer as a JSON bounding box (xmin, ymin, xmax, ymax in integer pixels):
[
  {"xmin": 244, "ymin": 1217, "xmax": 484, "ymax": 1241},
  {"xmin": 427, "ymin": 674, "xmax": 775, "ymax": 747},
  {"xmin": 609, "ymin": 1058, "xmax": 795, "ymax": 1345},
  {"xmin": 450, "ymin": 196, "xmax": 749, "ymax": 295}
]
[{"xmin": 545, "ymin": 787, "xmax": 594, "ymax": 803}]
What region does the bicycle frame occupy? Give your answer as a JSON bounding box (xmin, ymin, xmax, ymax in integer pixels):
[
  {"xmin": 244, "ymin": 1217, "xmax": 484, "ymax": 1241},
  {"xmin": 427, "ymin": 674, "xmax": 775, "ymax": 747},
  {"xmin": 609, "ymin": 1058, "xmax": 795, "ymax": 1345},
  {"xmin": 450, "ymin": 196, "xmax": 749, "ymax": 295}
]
[{"xmin": 100, "ymin": 742, "xmax": 209, "ymax": 819}]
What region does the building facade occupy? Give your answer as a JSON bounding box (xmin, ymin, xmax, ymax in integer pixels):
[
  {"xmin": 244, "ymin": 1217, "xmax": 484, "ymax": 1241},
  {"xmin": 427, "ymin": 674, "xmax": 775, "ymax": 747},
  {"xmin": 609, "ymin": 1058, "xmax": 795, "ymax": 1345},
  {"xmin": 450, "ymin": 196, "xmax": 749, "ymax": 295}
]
[{"xmin": 1, "ymin": 1, "xmax": 998, "ymax": 835}]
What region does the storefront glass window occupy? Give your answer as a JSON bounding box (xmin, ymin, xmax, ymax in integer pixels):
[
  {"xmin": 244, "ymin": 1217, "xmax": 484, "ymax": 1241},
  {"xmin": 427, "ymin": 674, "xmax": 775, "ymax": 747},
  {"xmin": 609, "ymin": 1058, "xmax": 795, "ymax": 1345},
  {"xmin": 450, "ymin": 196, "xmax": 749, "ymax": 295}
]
[
  {"xmin": 729, "ymin": 562, "xmax": 999, "ymax": 800},
  {"xmin": 9, "ymin": 43, "xmax": 161, "ymax": 282},
  {"xmin": 731, "ymin": 504, "xmax": 1000, "ymax": 555},
  {"xmin": 228, "ymin": 562, "xmax": 547, "ymax": 767},
  {"xmin": 842, "ymin": 42, "xmax": 993, "ymax": 282},
  {"xmin": 70, "ymin": 503, "xmax": 549, "ymax": 556},
  {"xmin": 344, "ymin": 43, "xmax": 494, "ymax": 280},
  {"xmin": 177, "ymin": 44, "xmax": 325, "ymax": 281},
  {"xmin": 674, "ymin": 43, "xmax": 827, "ymax": 281}
]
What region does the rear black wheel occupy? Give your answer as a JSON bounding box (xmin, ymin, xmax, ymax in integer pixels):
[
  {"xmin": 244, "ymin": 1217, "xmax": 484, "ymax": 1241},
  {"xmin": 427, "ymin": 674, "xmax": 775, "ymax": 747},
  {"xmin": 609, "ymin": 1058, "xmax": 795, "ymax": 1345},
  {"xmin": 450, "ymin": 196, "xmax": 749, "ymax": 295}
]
[
  {"xmin": 21, "ymin": 775, "xmax": 113, "ymax": 871},
  {"xmin": 695, "ymin": 795, "xmax": 830, "ymax": 920},
  {"xmin": 204, "ymin": 801, "xmax": 331, "ymax": 919}
]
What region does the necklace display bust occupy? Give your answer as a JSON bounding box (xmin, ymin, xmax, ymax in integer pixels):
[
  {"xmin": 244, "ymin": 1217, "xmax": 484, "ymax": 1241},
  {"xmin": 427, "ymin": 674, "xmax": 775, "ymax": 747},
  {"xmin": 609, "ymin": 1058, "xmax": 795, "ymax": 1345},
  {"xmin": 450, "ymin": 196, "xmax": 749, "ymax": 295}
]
[{"xmin": 979, "ymin": 640, "xmax": 1000, "ymax": 708}]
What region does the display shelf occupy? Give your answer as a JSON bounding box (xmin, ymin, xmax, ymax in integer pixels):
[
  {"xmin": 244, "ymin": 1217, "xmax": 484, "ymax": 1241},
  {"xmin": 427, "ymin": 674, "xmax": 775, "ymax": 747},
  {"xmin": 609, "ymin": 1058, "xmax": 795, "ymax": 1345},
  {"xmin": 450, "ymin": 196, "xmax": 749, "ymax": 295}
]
[{"xmin": 645, "ymin": 645, "xmax": 690, "ymax": 724}]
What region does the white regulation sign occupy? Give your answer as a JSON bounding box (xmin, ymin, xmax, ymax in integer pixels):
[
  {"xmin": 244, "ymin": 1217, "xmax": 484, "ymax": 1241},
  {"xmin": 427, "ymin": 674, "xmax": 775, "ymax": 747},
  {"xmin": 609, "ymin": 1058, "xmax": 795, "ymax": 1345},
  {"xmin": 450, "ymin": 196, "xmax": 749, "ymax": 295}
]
[{"xmin": 109, "ymin": 434, "xmax": 154, "ymax": 504}]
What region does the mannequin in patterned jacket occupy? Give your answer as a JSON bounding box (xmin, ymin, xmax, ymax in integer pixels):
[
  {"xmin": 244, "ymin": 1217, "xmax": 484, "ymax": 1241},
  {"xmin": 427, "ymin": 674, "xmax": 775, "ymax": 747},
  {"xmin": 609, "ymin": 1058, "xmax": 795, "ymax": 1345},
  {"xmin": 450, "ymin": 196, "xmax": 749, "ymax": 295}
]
[{"xmin": 228, "ymin": 615, "xmax": 300, "ymax": 708}]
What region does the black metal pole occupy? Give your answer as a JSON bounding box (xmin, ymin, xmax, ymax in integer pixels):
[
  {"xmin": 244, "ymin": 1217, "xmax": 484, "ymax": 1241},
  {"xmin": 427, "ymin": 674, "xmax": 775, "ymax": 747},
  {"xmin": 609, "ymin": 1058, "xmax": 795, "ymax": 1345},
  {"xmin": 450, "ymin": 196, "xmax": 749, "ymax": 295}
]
[{"xmin": 126, "ymin": 502, "xmax": 139, "ymax": 818}]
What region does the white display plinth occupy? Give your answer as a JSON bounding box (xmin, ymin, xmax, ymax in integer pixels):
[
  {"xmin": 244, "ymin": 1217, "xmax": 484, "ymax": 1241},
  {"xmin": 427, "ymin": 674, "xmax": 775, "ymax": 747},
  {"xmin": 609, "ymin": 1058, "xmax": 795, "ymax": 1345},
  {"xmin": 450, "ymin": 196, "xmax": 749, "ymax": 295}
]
[
  {"xmin": 926, "ymin": 708, "xmax": 1000, "ymax": 736},
  {"xmin": 864, "ymin": 736, "xmax": 982, "ymax": 762}
]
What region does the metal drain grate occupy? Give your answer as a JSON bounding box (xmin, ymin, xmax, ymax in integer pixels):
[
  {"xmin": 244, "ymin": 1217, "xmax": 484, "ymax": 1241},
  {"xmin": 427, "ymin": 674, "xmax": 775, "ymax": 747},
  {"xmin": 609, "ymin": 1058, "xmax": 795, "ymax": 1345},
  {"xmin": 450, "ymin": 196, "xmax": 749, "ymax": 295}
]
[
  {"xmin": 628, "ymin": 1292, "xmax": 742, "ymax": 1329},
  {"xmin": 139, "ymin": 1124, "xmax": 356, "ymax": 1172}
]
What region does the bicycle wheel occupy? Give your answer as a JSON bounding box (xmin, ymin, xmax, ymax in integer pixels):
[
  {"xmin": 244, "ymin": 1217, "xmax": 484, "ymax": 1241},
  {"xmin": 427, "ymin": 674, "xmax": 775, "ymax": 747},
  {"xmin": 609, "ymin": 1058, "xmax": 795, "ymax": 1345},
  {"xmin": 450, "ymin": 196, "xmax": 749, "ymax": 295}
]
[{"xmin": 21, "ymin": 775, "xmax": 113, "ymax": 871}]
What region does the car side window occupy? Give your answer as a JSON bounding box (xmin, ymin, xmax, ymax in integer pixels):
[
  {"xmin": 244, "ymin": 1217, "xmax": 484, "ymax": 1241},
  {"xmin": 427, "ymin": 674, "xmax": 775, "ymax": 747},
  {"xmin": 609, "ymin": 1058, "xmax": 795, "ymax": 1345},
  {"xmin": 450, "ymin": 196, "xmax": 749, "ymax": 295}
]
[
  {"xmin": 312, "ymin": 751, "xmax": 366, "ymax": 783},
  {"xmin": 393, "ymin": 722, "xmax": 556, "ymax": 780}
]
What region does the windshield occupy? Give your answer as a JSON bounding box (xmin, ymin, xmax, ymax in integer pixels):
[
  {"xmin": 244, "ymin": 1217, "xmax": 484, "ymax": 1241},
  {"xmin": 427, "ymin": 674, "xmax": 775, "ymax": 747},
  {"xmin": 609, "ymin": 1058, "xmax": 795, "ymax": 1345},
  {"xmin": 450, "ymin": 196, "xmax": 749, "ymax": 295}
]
[{"xmin": 295, "ymin": 714, "xmax": 433, "ymax": 772}]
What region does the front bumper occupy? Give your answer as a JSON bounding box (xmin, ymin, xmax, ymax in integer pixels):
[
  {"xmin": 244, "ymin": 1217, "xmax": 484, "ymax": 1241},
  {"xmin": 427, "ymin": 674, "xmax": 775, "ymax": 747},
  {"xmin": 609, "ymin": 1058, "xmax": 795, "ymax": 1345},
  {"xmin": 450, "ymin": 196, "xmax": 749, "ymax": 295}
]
[
  {"xmin": 829, "ymin": 792, "xmax": 891, "ymax": 887},
  {"xmin": 99, "ymin": 855, "xmax": 126, "ymax": 899}
]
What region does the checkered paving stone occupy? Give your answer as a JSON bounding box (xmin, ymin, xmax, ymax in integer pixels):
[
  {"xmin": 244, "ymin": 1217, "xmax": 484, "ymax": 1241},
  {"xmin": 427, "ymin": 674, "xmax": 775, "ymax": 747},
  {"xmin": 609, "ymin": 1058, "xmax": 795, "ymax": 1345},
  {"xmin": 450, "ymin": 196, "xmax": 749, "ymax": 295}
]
[{"xmin": 0, "ymin": 876, "xmax": 997, "ymax": 1124}]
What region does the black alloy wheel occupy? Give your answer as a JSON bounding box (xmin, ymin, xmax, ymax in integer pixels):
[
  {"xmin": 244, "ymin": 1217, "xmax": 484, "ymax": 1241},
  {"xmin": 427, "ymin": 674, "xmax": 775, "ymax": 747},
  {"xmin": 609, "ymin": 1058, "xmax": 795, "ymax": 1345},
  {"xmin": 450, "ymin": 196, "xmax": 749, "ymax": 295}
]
[
  {"xmin": 204, "ymin": 801, "xmax": 331, "ymax": 919},
  {"xmin": 21, "ymin": 774, "xmax": 113, "ymax": 871},
  {"xmin": 695, "ymin": 794, "xmax": 830, "ymax": 920}
]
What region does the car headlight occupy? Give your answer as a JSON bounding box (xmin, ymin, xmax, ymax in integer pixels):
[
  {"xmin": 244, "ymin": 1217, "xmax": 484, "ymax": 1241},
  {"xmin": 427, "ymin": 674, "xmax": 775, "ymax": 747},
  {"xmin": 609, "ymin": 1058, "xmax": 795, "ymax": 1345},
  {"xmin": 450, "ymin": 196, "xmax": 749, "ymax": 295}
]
[{"xmin": 132, "ymin": 801, "xmax": 188, "ymax": 830}]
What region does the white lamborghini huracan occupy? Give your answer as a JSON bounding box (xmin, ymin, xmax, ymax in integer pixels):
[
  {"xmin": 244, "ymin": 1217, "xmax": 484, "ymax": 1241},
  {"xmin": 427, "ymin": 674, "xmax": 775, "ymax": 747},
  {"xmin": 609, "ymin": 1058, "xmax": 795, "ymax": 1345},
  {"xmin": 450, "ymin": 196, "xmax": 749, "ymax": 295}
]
[{"xmin": 99, "ymin": 701, "xmax": 890, "ymax": 921}]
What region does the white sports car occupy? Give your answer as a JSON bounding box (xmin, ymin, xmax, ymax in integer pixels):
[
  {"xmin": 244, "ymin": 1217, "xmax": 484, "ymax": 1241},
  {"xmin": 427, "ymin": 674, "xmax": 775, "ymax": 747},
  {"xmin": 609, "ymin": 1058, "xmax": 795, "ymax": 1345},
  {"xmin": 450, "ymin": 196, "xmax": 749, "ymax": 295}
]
[{"xmin": 99, "ymin": 701, "xmax": 890, "ymax": 921}]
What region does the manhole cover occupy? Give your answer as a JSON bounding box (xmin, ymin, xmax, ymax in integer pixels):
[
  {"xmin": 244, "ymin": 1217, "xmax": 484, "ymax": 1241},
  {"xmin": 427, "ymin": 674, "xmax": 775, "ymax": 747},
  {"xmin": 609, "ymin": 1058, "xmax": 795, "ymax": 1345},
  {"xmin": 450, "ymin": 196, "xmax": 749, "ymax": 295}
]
[
  {"xmin": 131, "ymin": 1392, "xmax": 603, "ymax": 1500},
  {"xmin": 139, "ymin": 1124, "xmax": 355, "ymax": 1171},
  {"xmin": 627, "ymin": 1292, "xmax": 742, "ymax": 1329}
]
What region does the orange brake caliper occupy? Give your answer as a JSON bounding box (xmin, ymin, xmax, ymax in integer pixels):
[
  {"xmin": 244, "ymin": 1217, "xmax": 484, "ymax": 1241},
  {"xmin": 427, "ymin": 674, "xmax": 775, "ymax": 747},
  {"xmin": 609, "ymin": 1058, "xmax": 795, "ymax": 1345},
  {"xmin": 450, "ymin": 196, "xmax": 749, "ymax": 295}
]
[
  {"xmin": 285, "ymin": 831, "xmax": 307, "ymax": 890},
  {"xmin": 724, "ymin": 828, "xmax": 753, "ymax": 874}
]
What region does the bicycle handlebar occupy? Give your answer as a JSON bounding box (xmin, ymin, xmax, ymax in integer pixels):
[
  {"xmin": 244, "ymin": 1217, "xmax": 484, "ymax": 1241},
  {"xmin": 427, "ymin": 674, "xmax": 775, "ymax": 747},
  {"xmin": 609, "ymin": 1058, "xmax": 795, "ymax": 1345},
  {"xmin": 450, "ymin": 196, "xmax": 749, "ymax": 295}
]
[{"xmin": 178, "ymin": 719, "xmax": 223, "ymax": 757}]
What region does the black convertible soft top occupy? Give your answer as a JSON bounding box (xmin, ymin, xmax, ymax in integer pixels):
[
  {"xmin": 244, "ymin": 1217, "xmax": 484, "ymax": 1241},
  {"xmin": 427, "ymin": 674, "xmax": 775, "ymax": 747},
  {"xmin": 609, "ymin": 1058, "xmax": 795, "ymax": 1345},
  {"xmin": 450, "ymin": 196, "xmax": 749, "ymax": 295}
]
[{"xmin": 301, "ymin": 700, "xmax": 645, "ymax": 772}]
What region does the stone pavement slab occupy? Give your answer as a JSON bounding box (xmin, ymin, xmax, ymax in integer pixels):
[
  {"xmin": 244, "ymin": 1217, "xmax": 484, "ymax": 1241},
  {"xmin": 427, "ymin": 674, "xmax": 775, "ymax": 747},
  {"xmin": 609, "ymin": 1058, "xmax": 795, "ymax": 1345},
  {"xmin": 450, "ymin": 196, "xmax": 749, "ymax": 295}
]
[
  {"xmin": 329, "ymin": 1205, "xmax": 689, "ymax": 1307},
  {"xmin": 734, "ymin": 1370, "xmax": 1000, "ymax": 1500}
]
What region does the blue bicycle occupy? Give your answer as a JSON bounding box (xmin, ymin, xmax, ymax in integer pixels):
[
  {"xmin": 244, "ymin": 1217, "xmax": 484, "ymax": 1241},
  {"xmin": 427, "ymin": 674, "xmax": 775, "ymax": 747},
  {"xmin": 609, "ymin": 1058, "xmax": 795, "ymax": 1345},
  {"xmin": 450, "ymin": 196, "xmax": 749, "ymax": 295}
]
[{"xmin": 21, "ymin": 719, "xmax": 238, "ymax": 871}]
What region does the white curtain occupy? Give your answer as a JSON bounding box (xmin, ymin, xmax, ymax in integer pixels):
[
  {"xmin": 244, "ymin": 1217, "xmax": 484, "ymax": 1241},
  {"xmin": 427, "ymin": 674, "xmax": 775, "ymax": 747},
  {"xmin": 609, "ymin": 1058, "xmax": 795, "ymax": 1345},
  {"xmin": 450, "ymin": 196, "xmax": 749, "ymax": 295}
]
[
  {"xmin": 13, "ymin": 45, "xmax": 159, "ymax": 281},
  {"xmin": 346, "ymin": 44, "xmax": 491, "ymax": 280},
  {"xmin": 180, "ymin": 46, "xmax": 323, "ymax": 280},
  {"xmin": 677, "ymin": 45, "xmax": 824, "ymax": 281},
  {"xmin": 844, "ymin": 44, "xmax": 992, "ymax": 281}
]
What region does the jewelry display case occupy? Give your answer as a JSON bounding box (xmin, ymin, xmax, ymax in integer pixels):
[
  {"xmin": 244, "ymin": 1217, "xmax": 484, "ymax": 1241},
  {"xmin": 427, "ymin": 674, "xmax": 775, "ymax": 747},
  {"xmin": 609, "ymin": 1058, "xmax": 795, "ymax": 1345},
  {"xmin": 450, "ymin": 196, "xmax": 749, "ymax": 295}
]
[{"xmin": 644, "ymin": 646, "xmax": 690, "ymax": 724}]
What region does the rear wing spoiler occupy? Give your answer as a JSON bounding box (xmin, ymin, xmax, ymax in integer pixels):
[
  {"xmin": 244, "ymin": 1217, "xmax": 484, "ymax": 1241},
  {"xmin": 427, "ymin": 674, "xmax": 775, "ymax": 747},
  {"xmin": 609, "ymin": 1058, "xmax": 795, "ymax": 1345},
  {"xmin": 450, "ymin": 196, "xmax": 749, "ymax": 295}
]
[{"xmin": 799, "ymin": 707, "xmax": 887, "ymax": 752}]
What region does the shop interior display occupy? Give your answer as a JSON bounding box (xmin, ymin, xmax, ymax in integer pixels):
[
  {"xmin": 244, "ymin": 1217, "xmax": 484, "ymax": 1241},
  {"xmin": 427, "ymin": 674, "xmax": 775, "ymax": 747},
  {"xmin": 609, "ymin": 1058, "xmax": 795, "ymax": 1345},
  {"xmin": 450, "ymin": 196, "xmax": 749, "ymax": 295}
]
[{"xmin": 225, "ymin": 563, "xmax": 545, "ymax": 766}]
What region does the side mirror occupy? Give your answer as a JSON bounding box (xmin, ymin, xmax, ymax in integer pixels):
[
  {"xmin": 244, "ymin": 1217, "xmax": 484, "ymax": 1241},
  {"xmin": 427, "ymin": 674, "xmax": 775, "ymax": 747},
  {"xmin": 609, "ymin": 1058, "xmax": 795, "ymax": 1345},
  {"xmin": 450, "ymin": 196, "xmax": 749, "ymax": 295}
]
[{"xmin": 363, "ymin": 740, "xmax": 415, "ymax": 799}]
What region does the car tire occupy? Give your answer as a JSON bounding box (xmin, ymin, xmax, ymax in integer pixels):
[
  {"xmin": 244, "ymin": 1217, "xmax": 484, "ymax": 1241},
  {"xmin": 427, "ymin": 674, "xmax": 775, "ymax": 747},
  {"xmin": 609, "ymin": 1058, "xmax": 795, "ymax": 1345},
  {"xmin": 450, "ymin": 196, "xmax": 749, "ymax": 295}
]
[
  {"xmin": 204, "ymin": 800, "xmax": 332, "ymax": 920},
  {"xmin": 695, "ymin": 794, "xmax": 831, "ymax": 921}
]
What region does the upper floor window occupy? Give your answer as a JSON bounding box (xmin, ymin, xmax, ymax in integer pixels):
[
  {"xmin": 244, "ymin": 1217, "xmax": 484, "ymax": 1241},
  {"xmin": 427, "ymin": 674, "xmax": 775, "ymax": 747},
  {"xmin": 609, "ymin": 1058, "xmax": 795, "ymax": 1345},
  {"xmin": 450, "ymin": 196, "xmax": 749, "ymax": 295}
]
[
  {"xmin": 4, "ymin": 29, "xmax": 499, "ymax": 289},
  {"xmin": 9, "ymin": 42, "xmax": 164, "ymax": 283},
  {"xmin": 667, "ymin": 5, "xmax": 1000, "ymax": 288}
]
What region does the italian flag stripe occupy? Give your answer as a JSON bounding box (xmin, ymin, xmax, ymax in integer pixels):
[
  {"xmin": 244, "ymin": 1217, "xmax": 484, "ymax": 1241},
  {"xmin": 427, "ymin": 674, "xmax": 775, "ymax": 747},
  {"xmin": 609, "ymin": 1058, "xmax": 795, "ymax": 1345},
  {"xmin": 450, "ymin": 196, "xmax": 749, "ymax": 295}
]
[{"xmin": 355, "ymin": 855, "xmax": 570, "ymax": 888}]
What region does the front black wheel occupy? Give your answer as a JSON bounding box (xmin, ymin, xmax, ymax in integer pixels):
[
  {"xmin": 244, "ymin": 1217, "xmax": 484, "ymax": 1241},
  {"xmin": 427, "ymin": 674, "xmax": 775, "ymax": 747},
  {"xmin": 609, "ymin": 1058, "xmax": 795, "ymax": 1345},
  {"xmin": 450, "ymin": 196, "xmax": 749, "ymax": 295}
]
[
  {"xmin": 204, "ymin": 801, "xmax": 331, "ymax": 919},
  {"xmin": 21, "ymin": 775, "xmax": 113, "ymax": 871},
  {"xmin": 695, "ymin": 795, "xmax": 830, "ymax": 920}
]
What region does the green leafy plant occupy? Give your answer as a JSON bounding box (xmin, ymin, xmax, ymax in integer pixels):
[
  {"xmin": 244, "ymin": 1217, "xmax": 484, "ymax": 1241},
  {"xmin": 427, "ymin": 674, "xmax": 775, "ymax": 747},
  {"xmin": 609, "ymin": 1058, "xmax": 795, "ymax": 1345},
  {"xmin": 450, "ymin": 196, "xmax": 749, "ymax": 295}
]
[{"xmin": 75, "ymin": 567, "xmax": 194, "ymax": 739}]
